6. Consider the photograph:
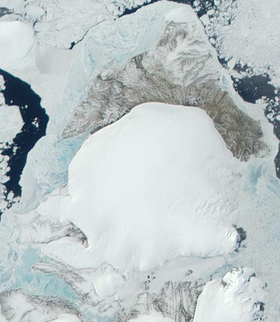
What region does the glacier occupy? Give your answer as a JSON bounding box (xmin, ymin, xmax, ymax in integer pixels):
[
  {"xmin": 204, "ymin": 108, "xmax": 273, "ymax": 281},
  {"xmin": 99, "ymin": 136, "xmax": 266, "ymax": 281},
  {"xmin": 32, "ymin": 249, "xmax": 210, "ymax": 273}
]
[
  {"xmin": 0, "ymin": 21, "xmax": 34, "ymax": 70},
  {"xmin": 38, "ymin": 102, "xmax": 240, "ymax": 271},
  {"xmin": 0, "ymin": 0, "xmax": 279, "ymax": 322}
]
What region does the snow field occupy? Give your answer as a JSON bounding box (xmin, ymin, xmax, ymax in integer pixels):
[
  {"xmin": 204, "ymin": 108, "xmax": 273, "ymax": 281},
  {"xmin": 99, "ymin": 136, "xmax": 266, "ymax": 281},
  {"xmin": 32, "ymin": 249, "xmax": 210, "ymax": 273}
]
[{"xmin": 38, "ymin": 102, "xmax": 239, "ymax": 272}]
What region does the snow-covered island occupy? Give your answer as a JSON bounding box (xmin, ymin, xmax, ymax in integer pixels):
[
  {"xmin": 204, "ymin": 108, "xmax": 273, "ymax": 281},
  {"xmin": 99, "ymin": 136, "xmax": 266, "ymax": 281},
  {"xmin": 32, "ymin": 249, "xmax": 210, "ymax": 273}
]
[{"xmin": 0, "ymin": 1, "xmax": 279, "ymax": 322}]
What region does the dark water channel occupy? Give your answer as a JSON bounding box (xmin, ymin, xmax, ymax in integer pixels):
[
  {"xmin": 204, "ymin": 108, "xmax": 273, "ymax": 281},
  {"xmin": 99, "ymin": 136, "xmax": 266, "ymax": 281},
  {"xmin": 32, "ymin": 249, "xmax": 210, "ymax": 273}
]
[
  {"xmin": 120, "ymin": 0, "xmax": 217, "ymax": 17},
  {"xmin": 0, "ymin": 69, "xmax": 49, "ymax": 201}
]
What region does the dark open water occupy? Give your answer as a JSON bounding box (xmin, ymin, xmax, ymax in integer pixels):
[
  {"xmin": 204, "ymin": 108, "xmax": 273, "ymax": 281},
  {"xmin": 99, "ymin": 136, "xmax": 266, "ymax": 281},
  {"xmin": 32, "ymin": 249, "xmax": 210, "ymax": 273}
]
[
  {"xmin": 120, "ymin": 0, "xmax": 216, "ymax": 17},
  {"xmin": 0, "ymin": 69, "xmax": 49, "ymax": 200}
]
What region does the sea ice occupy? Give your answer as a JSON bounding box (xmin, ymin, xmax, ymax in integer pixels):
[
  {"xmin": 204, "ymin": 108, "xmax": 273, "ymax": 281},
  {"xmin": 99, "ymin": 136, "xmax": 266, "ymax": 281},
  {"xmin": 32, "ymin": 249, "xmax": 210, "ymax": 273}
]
[{"xmin": 0, "ymin": 105, "xmax": 23, "ymax": 142}]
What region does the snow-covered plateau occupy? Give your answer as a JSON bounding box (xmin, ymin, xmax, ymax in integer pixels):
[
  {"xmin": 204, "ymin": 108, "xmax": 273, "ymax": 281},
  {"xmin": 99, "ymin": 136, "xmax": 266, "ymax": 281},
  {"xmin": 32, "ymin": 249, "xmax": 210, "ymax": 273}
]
[{"xmin": 0, "ymin": 1, "xmax": 279, "ymax": 322}]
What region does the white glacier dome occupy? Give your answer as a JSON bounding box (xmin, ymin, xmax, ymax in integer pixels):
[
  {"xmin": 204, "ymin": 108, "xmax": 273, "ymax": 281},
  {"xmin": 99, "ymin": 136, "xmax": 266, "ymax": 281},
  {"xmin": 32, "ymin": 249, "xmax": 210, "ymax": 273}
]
[
  {"xmin": 40, "ymin": 102, "xmax": 239, "ymax": 271},
  {"xmin": 0, "ymin": 21, "xmax": 34, "ymax": 69}
]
